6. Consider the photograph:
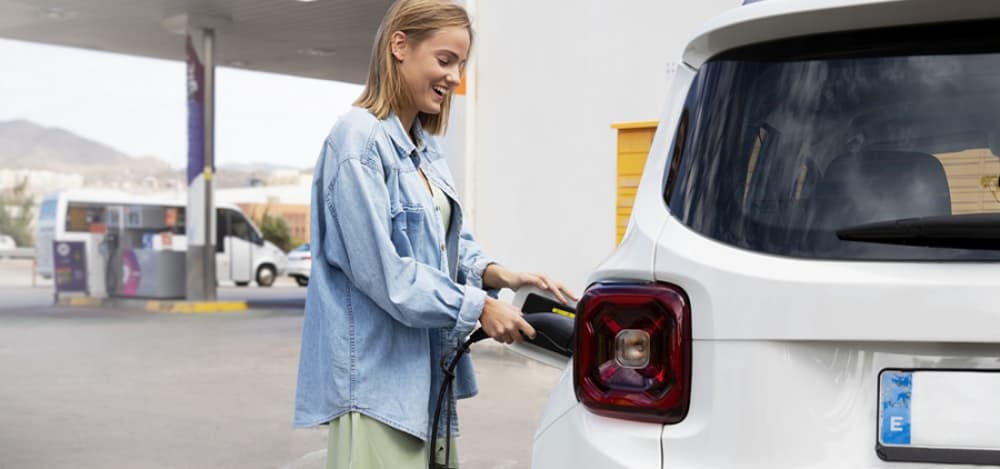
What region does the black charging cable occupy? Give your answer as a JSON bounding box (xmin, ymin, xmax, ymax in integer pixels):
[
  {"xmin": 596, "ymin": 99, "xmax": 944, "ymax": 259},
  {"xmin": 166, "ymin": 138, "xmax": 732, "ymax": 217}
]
[
  {"xmin": 429, "ymin": 328, "xmax": 488, "ymax": 469},
  {"xmin": 520, "ymin": 325, "xmax": 574, "ymax": 357},
  {"xmin": 428, "ymin": 324, "xmax": 573, "ymax": 468}
]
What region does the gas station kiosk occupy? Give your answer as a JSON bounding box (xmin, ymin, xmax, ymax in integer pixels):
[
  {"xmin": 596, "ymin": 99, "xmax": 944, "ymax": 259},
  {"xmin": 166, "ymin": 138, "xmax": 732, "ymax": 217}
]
[{"xmin": 54, "ymin": 204, "xmax": 187, "ymax": 301}]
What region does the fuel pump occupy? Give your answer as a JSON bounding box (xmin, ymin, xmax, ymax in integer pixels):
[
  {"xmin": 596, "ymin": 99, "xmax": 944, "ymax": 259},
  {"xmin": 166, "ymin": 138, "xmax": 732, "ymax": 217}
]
[
  {"xmin": 99, "ymin": 204, "xmax": 186, "ymax": 299},
  {"xmin": 100, "ymin": 231, "xmax": 122, "ymax": 297}
]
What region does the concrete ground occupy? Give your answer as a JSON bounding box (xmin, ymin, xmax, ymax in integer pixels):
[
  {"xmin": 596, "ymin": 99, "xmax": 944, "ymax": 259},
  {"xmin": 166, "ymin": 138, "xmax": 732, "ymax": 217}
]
[
  {"xmin": 0, "ymin": 259, "xmax": 564, "ymax": 469},
  {"xmin": 0, "ymin": 257, "xmax": 51, "ymax": 288}
]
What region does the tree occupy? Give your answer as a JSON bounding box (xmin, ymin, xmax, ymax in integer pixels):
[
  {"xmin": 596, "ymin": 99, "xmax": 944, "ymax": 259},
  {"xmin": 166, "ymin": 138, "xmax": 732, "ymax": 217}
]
[
  {"xmin": 258, "ymin": 209, "xmax": 292, "ymax": 252},
  {"xmin": 0, "ymin": 177, "xmax": 36, "ymax": 247}
]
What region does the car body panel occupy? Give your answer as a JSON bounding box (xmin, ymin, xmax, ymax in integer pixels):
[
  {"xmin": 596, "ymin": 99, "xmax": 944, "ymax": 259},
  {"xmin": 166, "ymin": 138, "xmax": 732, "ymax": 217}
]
[
  {"xmin": 0, "ymin": 234, "xmax": 15, "ymax": 250},
  {"xmin": 532, "ymin": 1, "xmax": 1000, "ymax": 468},
  {"xmin": 286, "ymin": 243, "xmax": 310, "ymax": 283},
  {"xmin": 533, "ymin": 390, "xmax": 663, "ymax": 469},
  {"xmin": 586, "ymin": 66, "xmax": 695, "ymax": 287},
  {"xmin": 658, "ymin": 340, "xmax": 1000, "ymax": 468},
  {"xmin": 684, "ymin": 0, "xmax": 1000, "ymax": 68},
  {"xmin": 654, "ymin": 215, "xmax": 1000, "ymax": 342}
]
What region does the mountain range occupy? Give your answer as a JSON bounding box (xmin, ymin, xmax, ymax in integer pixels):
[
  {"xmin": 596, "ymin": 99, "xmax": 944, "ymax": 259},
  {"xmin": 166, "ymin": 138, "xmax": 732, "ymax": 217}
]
[
  {"xmin": 0, "ymin": 119, "xmax": 173, "ymax": 179},
  {"xmin": 0, "ymin": 120, "xmax": 305, "ymax": 187}
]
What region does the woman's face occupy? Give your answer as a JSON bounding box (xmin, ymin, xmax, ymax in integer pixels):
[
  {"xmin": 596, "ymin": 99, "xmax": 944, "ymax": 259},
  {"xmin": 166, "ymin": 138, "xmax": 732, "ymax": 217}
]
[{"xmin": 392, "ymin": 26, "xmax": 470, "ymax": 116}]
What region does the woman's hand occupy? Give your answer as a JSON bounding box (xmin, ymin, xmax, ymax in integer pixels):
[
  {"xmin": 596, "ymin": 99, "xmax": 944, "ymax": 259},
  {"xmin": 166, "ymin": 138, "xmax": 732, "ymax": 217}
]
[
  {"xmin": 484, "ymin": 264, "xmax": 578, "ymax": 305},
  {"xmin": 480, "ymin": 297, "xmax": 535, "ymax": 344},
  {"xmin": 506, "ymin": 271, "xmax": 578, "ymax": 305}
]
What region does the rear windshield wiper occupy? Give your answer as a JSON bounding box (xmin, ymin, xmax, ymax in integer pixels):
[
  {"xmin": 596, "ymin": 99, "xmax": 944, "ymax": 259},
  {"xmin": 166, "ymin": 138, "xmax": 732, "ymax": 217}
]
[{"xmin": 836, "ymin": 213, "xmax": 1000, "ymax": 250}]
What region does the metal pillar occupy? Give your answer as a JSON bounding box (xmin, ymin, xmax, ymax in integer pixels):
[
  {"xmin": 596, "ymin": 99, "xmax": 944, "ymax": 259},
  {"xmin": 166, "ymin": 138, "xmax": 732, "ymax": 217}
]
[{"xmin": 185, "ymin": 28, "xmax": 217, "ymax": 301}]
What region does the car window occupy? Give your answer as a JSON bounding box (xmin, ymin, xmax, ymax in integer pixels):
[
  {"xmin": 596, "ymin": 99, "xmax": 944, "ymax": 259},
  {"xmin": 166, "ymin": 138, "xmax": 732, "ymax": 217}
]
[
  {"xmin": 65, "ymin": 203, "xmax": 106, "ymax": 233},
  {"xmin": 228, "ymin": 210, "xmax": 254, "ymax": 242},
  {"xmin": 39, "ymin": 200, "xmax": 57, "ymax": 221},
  {"xmin": 665, "ymin": 52, "xmax": 1000, "ymax": 260},
  {"xmin": 215, "ymin": 209, "xmax": 229, "ymax": 252}
]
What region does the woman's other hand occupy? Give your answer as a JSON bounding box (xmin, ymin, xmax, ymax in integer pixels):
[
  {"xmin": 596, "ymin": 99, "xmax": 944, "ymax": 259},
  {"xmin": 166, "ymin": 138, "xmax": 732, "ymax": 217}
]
[
  {"xmin": 480, "ymin": 297, "xmax": 535, "ymax": 344},
  {"xmin": 484, "ymin": 264, "xmax": 578, "ymax": 305},
  {"xmin": 507, "ymin": 272, "xmax": 578, "ymax": 305}
]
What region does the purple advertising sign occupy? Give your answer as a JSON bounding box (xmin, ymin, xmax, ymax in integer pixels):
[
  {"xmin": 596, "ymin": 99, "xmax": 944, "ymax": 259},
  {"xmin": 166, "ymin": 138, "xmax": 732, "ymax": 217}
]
[
  {"xmin": 120, "ymin": 250, "xmax": 142, "ymax": 296},
  {"xmin": 187, "ymin": 35, "xmax": 206, "ymax": 184},
  {"xmin": 53, "ymin": 241, "xmax": 87, "ymax": 293}
]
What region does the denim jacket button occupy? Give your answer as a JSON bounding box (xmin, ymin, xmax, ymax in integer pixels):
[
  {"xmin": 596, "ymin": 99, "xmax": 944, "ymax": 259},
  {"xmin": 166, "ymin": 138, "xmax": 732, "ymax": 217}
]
[{"xmin": 440, "ymin": 243, "xmax": 446, "ymax": 251}]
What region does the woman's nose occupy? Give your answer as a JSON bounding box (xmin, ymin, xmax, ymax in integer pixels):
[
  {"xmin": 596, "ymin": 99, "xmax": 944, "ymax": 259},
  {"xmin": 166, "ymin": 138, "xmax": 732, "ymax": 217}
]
[{"xmin": 446, "ymin": 70, "xmax": 461, "ymax": 87}]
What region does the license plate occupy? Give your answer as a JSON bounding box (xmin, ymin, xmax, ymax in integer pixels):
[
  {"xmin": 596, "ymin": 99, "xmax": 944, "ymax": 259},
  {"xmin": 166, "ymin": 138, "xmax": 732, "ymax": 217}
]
[{"xmin": 878, "ymin": 370, "xmax": 1000, "ymax": 465}]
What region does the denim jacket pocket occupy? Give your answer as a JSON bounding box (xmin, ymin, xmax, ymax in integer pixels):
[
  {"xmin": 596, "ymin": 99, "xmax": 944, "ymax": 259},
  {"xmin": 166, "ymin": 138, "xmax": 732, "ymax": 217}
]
[
  {"xmin": 403, "ymin": 205, "xmax": 427, "ymax": 250},
  {"xmin": 390, "ymin": 206, "xmax": 413, "ymax": 258},
  {"xmin": 390, "ymin": 204, "xmax": 426, "ymax": 257}
]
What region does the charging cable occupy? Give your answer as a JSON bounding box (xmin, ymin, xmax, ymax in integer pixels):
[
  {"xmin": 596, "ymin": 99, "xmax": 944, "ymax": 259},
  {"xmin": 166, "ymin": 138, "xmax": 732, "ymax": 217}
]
[
  {"xmin": 428, "ymin": 325, "xmax": 572, "ymax": 468},
  {"xmin": 429, "ymin": 328, "xmax": 488, "ymax": 468}
]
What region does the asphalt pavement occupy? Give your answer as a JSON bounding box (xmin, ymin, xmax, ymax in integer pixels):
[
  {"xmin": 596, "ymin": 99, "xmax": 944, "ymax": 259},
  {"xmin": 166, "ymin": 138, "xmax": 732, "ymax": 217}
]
[{"xmin": 0, "ymin": 259, "xmax": 564, "ymax": 469}]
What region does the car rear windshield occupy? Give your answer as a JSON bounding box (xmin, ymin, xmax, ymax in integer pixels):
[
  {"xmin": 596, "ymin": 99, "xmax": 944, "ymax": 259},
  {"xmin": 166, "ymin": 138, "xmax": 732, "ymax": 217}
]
[{"xmin": 664, "ymin": 22, "xmax": 1000, "ymax": 261}]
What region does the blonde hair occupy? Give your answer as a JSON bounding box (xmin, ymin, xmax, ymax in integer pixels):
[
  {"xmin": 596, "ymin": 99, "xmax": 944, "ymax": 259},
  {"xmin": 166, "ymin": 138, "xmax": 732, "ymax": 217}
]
[{"xmin": 355, "ymin": 0, "xmax": 473, "ymax": 135}]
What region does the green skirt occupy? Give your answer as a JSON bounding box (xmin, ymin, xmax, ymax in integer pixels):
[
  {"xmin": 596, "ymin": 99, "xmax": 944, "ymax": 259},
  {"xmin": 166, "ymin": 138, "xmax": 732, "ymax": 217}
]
[{"xmin": 326, "ymin": 412, "xmax": 459, "ymax": 469}]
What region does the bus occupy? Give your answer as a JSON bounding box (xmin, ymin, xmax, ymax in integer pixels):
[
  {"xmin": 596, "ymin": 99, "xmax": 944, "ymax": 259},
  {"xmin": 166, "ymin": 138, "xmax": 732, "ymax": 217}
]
[{"xmin": 36, "ymin": 189, "xmax": 287, "ymax": 287}]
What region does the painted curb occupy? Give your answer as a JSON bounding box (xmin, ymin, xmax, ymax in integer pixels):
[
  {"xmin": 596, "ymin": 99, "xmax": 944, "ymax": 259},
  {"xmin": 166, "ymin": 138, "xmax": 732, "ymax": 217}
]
[
  {"xmin": 57, "ymin": 297, "xmax": 249, "ymax": 314},
  {"xmin": 145, "ymin": 300, "xmax": 248, "ymax": 314}
]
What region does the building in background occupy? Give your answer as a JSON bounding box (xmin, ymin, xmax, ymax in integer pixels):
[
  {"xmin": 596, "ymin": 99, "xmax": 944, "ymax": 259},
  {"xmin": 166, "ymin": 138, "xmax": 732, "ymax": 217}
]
[
  {"xmin": 237, "ymin": 202, "xmax": 309, "ymax": 244},
  {"xmin": 216, "ymin": 183, "xmax": 311, "ymax": 244},
  {"xmin": 0, "ymin": 169, "xmax": 84, "ymax": 199}
]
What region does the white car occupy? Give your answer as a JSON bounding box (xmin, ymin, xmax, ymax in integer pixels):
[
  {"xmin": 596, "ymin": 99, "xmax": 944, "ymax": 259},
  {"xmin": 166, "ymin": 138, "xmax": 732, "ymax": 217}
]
[
  {"xmin": 286, "ymin": 243, "xmax": 311, "ymax": 287},
  {"xmin": 529, "ymin": 1, "xmax": 1000, "ymax": 468},
  {"xmin": 0, "ymin": 234, "xmax": 15, "ymax": 251}
]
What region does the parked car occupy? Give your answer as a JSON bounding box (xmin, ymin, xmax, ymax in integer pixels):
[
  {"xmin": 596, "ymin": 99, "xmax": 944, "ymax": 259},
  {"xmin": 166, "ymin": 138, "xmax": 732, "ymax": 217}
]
[
  {"xmin": 286, "ymin": 243, "xmax": 310, "ymax": 286},
  {"xmin": 528, "ymin": 1, "xmax": 1000, "ymax": 468},
  {"xmin": 0, "ymin": 234, "xmax": 15, "ymax": 251}
]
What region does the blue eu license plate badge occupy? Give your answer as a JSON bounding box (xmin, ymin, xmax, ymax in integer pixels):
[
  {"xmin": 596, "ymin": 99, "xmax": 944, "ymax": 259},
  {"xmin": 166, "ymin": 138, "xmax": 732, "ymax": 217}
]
[{"xmin": 880, "ymin": 370, "xmax": 912, "ymax": 445}]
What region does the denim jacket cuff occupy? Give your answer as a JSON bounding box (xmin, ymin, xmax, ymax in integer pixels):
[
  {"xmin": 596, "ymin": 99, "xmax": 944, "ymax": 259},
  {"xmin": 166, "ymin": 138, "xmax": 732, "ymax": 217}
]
[
  {"xmin": 472, "ymin": 259, "xmax": 503, "ymax": 299},
  {"xmin": 467, "ymin": 257, "xmax": 495, "ymax": 287},
  {"xmin": 454, "ymin": 285, "xmax": 487, "ymax": 339},
  {"xmin": 485, "ymin": 260, "xmax": 505, "ymax": 299}
]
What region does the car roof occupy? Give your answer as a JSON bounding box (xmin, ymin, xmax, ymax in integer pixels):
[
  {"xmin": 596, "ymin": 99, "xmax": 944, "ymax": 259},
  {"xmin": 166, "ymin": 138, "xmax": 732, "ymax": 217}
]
[
  {"xmin": 42, "ymin": 189, "xmax": 243, "ymax": 211},
  {"xmin": 684, "ymin": 0, "xmax": 1000, "ymax": 68}
]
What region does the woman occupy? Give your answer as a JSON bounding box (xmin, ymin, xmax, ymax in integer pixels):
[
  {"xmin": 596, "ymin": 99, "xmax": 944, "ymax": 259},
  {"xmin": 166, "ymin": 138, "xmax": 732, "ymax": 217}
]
[{"xmin": 294, "ymin": 1, "xmax": 576, "ymax": 467}]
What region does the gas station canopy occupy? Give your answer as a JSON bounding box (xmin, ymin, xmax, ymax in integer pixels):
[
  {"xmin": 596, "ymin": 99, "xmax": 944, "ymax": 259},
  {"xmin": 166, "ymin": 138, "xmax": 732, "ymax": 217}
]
[
  {"xmin": 0, "ymin": 0, "xmax": 392, "ymax": 83},
  {"xmin": 0, "ymin": 0, "xmax": 397, "ymax": 300}
]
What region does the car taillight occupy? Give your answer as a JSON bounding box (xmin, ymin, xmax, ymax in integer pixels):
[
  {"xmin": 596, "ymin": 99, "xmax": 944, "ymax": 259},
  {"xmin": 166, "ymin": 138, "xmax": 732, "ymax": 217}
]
[
  {"xmin": 574, "ymin": 282, "xmax": 691, "ymax": 424},
  {"xmin": 303, "ymin": 254, "xmax": 311, "ymax": 260}
]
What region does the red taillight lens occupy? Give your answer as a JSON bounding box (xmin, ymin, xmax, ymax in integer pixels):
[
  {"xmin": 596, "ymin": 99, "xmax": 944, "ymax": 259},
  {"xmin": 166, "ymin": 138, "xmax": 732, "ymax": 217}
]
[
  {"xmin": 574, "ymin": 282, "xmax": 691, "ymax": 424},
  {"xmin": 303, "ymin": 254, "xmax": 312, "ymax": 260}
]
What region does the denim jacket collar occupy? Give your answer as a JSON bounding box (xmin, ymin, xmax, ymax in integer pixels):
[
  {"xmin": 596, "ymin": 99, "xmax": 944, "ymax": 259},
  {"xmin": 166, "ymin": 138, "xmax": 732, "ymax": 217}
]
[
  {"xmin": 385, "ymin": 112, "xmax": 429, "ymax": 159},
  {"xmin": 385, "ymin": 113, "xmax": 458, "ymax": 203}
]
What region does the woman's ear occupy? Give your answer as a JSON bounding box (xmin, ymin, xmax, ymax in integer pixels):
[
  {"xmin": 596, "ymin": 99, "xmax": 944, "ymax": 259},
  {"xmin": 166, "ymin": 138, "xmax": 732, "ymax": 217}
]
[{"xmin": 390, "ymin": 31, "xmax": 408, "ymax": 62}]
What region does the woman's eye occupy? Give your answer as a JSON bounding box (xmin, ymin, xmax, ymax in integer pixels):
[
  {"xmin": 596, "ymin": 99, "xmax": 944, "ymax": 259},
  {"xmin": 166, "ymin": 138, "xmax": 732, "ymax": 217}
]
[{"xmin": 438, "ymin": 58, "xmax": 449, "ymax": 66}]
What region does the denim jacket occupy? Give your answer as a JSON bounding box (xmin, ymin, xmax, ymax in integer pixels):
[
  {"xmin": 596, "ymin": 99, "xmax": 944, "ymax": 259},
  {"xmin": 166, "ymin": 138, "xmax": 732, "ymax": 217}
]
[{"xmin": 294, "ymin": 107, "xmax": 498, "ymax": 440}]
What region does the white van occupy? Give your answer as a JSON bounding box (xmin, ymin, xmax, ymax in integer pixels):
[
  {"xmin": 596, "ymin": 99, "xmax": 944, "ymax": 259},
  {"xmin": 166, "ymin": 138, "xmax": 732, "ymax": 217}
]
[
  {"xmin": 36, "ymin": 189, "xmax": 286, "ymax": 287},
  {"xmin": 530, "ymin": 1, "xmax": 1000, "ymax": 468}
]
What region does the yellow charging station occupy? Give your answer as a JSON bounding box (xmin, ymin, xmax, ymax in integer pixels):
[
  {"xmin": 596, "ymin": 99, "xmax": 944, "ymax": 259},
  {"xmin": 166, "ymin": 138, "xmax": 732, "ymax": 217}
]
[{"xmin": 612, "ymin": 121, "xmax": 658, "ymax": 245}]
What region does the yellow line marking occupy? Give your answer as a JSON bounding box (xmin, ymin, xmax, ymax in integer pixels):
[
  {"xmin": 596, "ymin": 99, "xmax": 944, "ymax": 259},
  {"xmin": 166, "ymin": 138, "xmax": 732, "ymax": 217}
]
[
  {"xmin": 145, "ymin": 301, "xmax": 248, "ymax": 314},
  {"xmin": 61, "ymin": 297, "xmax": 103, "ymax": 307},
  {"xmin": 551, "ymin": 307, "xmax": 575, "ymax": 319}
]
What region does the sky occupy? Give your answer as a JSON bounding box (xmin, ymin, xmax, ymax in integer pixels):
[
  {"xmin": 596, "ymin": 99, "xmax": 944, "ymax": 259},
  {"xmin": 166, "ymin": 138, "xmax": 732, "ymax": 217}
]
[{"xmin": 0, "ymin": 38, "xmax": 363, "ymax": 170}]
